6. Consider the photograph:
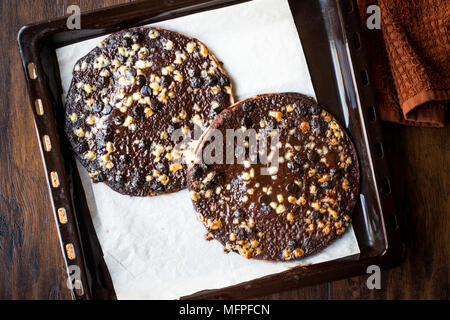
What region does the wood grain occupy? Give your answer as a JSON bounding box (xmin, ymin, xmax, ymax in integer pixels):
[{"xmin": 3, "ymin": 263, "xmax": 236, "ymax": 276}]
[{"xmin": 0, "ymin": 0, "xmax": 448, "ymax": 300}]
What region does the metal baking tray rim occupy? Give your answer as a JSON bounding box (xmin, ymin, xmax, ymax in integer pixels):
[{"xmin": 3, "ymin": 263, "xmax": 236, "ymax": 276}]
[{"xmin": 17, "ymin": 0, "xmax": 405, "ymax": 300}]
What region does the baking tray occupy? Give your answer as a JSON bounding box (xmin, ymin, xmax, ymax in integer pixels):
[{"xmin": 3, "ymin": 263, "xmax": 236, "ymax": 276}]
[{"xmin": 17, "ymin": 0, "xmax": 404, "ymax": 300}]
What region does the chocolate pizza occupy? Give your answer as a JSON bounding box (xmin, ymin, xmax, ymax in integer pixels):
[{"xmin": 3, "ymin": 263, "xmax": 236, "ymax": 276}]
[
  {"xmin": 188, "ymin": 93, "xmax": 359, "ymax": 261},
  {"xmin": 64, "ymin": 27, "xmax": 233, "ymax": 196}
]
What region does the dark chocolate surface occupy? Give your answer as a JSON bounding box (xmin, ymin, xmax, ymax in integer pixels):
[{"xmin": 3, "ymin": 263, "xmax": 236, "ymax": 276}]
[
  {"xmin": 64, "ymin": 27, "xmax": 233, "ymax": 196},
  {"xmin": 188, "ymin": 93, "xmax": 360, "ymax": 261}
]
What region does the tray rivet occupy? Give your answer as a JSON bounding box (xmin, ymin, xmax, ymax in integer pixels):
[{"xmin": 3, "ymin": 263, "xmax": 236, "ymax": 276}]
[
  {"xmin": 57, "ymin": 208, "xmax": 68, "ymax": 224},
  {"xmin": 35, "ymin": 99, "xmax": 44, "ymax": 116},
  {"xmin": 360, "ymin": 69, "xmax": 369, "ymax": 86},
  {"xmin": 27, "ymin": 62, "xmax": 37, "ymax": 79},
  {"xmin": 375, "ymin": 141, "xmax": 384, "ymax": 158},
  {"xmin": 342, "ymin": 0, "xmax": 354, "ymax": 12},
  {"xmin": 65, "ymin": 243, "xmax": 76, "ymax": 260},
  {"xmin": 352, "ymin": 32, "xmax": 361, "ymax": 49},
  {"xmin": 42, "ymin": 135, "xmax": 52, "ymax": 152},
  {"xmin": 50, "ymin": 171, "xmax": 60, "ymax": 188},
  {"xmin": 381, "ymin": 177, "xmax": 391, "ymax": 195},
  {"xmin": 368, "ymin": 105, "xmax": 377, "ymax": 122}
]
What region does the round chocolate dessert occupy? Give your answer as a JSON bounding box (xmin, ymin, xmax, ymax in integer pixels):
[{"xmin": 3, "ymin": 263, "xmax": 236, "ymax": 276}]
[
  {"xmin": 65, "ymin": 27, "xmax": 234, "ymax": 196},
  {"xmin": 188, "ymin": 93, "xmax": 359, "ymax": 261}
]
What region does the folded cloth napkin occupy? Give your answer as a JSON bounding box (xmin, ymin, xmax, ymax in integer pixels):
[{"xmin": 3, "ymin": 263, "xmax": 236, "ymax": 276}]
[{"xmin": 357, "ymin": 0, "xmax": 449, "ymax": 126}]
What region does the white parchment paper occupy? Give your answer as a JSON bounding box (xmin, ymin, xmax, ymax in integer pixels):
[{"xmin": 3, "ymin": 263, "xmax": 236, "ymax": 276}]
[{"xmin": 56, "ymin": 0, "xmax": 360, "ymax": 299}]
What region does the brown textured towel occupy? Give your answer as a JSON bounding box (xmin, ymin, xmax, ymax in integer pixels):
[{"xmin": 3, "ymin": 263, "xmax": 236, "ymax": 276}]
[{"xmin": 357, "ymin": 0, "xmax": 450, "ymax": 126}]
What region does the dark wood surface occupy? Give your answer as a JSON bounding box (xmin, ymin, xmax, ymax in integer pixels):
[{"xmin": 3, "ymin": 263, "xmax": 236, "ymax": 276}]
[{"xmin": 0, "ymin": 0, "xmax": 448, "ymax": 300}]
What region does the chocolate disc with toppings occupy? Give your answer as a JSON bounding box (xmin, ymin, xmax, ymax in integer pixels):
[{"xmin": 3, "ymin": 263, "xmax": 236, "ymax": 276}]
[
  {"xmin": 187, "ymin": 93, "xmax": 359, "ymax": 261},
  {"xmin": 65, "ymin": 27, "xmax": 234, "ymax": 196}
]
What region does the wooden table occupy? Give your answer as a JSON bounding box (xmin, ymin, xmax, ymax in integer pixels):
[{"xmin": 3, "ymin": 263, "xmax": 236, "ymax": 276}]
[{"xmin": 0, "ymin": 0, "xmax": 448, "ymax": 300}]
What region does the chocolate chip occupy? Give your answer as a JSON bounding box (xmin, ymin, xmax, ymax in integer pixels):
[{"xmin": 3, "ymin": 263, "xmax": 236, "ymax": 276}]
[
  {"xmin": 116, "ymin": 54, "xmax": 126, "ymax": 64},
  {"xmin": 206, "ymin": 170, "xmax": 224, "ymax": 188},
  {"xmin": 233, "ymin": 209, "xmax": 246, "ymax": 219},
  {"xmin": 310, "ymin": 210, "xmax": 320, "ymax": 219},
  {"xmin": 242, "ymin": 101, "xmax": 255, "ymax": 112},
  {"xmin": 140, "ymin": 85, "xmax": 152, "ymax": 97},
  {"xmin": 258, "ymin": 194, "xmax": 272, "ymax": 206},
  {"xmin": 151, "ymin": 181, "xmax": 166, "ymax": 193},
  {"xmin": 192, "ymin": 164, "xmax": 206, "ymax": 179},
  {"xmin": 294, "ymin": 103, "xmax": 307, "ymax": 116},
  {"xmin": 302, "ymin": 238, "xmax": 317, "ymax": 252},
  {"xmin": 104, "ymin": 39, "xmax": 114, "ymax": 48},
  {"xmin": 140, "ymin": 137, "xmax": 152, "ymax": 149},
  {"xmin": 286, "ymin": 240, "xmax": 299, "ymax": 251},
  {"xmin": 96, "ymin": 173, "xmax": 106, "ymax": 182},
  {"xmin": 310, "ymin": 104, "xmax": 321, "ymax": 115},
  {"xmin": 209, "ymin": 107, "xmax": 224, "ymax": 118},
  {"xmin": 215, "ymin": 91, "xmax": 229, "ymax": 105},
  {"xmin": 311, "ymin": 117, "xmax": 326, "ymax": 134},
  {"xmin": 287, "ymin": 161, "xmax": 304, "ymax": 175},
  {"xmin": 103, "ymin": 127, "xmax": 115, "ymax": 141},
  {"xmin": 131, "ymin": 174, "xmax": 144, "ymax": 188},
  {"xmin": 205, "ymin": 75, "xmax": 218, "ymax": 86},
  {"xmin": 265, "ymin": 119, "xmax": 275, "ymax": 130},
  {"xmin": 235, "ymin": 229, "xmax": 246, "ymax": 240},
  {"xmin": 121, "ymin": 37, "xmax": 132, "ymax": 48},
  {"xmin": 172, "ymin": 122, "xmax": 181, "ymax": 130},
  {"xmin": 310, "ymin": 117, "xmax": 321, "ymax": 128},
  {"xmin": 135, "ymin": 75, "xmax": 146, "ymax": 86},
  {"xmin": 219, "ymin": 76, "xmax": 230, "ymax": 87},
  {"xmin": 293, "ymin": 153, "xmax": 306, "ymax": 165},
  {"xmin": 115, "ymin": 174, "xmax": 126, "ymax": 184},
  {"xmin": 119, "ymin": 154, "xmax": 131, "ymax": 164},
  {"xmin": 126, "ymin": 68, "xmax": 137, "ymax": 78},
  {"xmin": 113, "ymin": 114, "xmax": 125, "ymax": 126},
  {"xmin": 315, "ymin": 162, "xmax": 327, "ymax": 174},
  {"xmin": 131, "ymin": 31, "xmax": 144, "ymax": 44},
  {"xmin": 244, "ymin": 228, "xmax": 258, "ymax": 238},
  {"xmin": 287, "ymin": 119, "xmax": 297, "ymax": 129},
  {"xmin": 160, "ymin": 75, "xmax": 172, "ymax": 87},
  {"xmin": 102, "ymin": 104, "xmax": 112, "ymax": 115},
  {"xmin": 92, "ymin": 102, "xmax": 104, "ymax": 113},
  {"xmin": 212, "ymin": 170, "xmax": 225, "ymax": 184},
  {"xmin": 156, "ymin": 162, "xmax": 167, "ymax": 174},
  {"xmin": 330, "ymin": 168, "xmax": 344, "ymax": 179},
  {"xmin": 315, "ymin": 185, "xmax": 324, "ymax": 195},
  {"xmin": 133, "ymin": 104, "xmax": 144, "ymax": 117},
  {"xmin": 190, "ymin": 76, "xmax": 203, "ymax": 88},
  {"xmin": 261, "ymin": 205, "xmax": 272, "ymax": 215},
  {"xmin": 150, "ymin": 97, "xmax": 163, "ymax": 111},
  {"xmin": 98, "ymin": 76, "xmax": 110, "ymax": 88},
  {"xmin": 188, "ymin": 68, "xmax": 200, "ymax": 77},
  {"xmin": 285, "ymin": 183, "xmax": 299, "ymax": 195},
  {"xmin": 321, "ymin": 181, "xmax": 330, "ymax": 189},
  {"xmin": 307, "ymin": 150, "xmax": 320, "ymax": 163},
  {"xmin": 77, "ymin": 141, "xmax": 89, "ymax": 154}
]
